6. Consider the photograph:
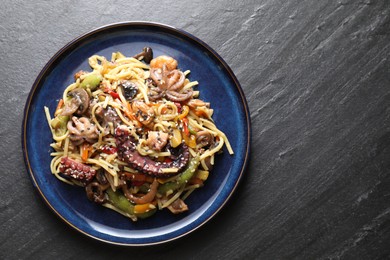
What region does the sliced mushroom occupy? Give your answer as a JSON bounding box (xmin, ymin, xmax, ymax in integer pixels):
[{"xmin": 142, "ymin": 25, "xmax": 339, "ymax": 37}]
[
  {"xmin": 60, "ymin": 99, "xmax": 79, "ymax": 116},
  {"xmin": 95, "ymin": 106, "xmax": 121, "ymax": 135},
  {"xmin": 133, "ymin": 47, "xmax": 153, "ymax": 63},
  {"xmin": 118, "ymin": 80, "xmax": 138, "ymax": 100},
  {"xmin": 196, "ymin": 130, "xmax": 214, "ymax": 147},
  {"xmin": 61, "ymin": 88, "xmax": 90, "ymax": 116}
]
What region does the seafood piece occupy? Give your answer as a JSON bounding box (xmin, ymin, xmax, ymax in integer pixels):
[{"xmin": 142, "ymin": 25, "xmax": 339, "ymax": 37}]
[
  {"xmin": 61, "ymin": 88, "xmax": 90, "ymax": 116},
  {"xmin": 187, "ymin": 99, "xmax": 210, "ymax": 108},
  {"xmin": 122, "ymin": 179, "xmax": 159, "ymax": 204},
  {"xmin": 95, "ymin": 106, "xmax": 121, "ymax": 134},
  {"xmin": 59, "ymin": 157, "xmax": 96, "ymax": 184},
  {"xmin": 150, "ymin": 65, "xmax": 185, "ymax": 91},
  {"xmin": 165, "ymin": 89, "xmax": 193, "ymax": 102},
  {"xmin": 146, "ymin": 131, "xmax": 169, "ymax": 151},
  {"xmin": 86, "ymin": 181, "xmax": 108, "ymax": 204},
  {"xmin": 148, "ymin": 56, "xmax": 193, "ymax": 102},
  {"xmin": 149, "ymin": 65, "xmax": 192, "ymax": 102},
  {"xmin": 150, "ymin": 55, "xmax": 177, "ymax": 70},
  {"xmin": 115, "ymin": 127, "xmax": 190, "ymax": 177},
  {"xmin": 132, "ymin": 100, "xmax": 155, "ymax": 128},
  {"xmin": 196, "ymin": 130, "xmax": 214, "ymax": 147},
  {"xmin": 67, "ymin": 116, "xmax": 99, "ymax": 144}
]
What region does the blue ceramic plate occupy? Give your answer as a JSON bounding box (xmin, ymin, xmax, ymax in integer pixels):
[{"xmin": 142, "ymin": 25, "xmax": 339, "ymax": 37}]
[{"xmin": 22, "ymin": 22, "xmax": 250, "ymax": 246}]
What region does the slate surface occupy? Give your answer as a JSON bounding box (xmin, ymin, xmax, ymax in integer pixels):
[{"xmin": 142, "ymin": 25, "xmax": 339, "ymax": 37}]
[{"xmin": 1, "ymin": 0, "xmax": 390, "ymax": 259}]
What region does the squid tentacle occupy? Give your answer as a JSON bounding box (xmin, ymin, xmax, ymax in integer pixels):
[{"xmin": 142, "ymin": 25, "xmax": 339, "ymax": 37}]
[{"xmin": 115, "ymin": 127, "xmax": 190, "ymax": 177}]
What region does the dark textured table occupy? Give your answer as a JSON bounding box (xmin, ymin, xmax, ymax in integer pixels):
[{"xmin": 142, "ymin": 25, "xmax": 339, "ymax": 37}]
[{"xmin": 1, "ymin": 1, "xmax": 390, "ymax": 259}]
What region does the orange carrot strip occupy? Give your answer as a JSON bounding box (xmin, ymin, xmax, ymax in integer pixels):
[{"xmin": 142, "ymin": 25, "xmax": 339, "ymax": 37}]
[
  {"xmin": 124, "ymin": 101, "xmax": 142, "ymax": 127},
  {"xmin": 134, "ymin": 201, "xmax": 156, "ymax": 214},
  {"xmin": 189, "ymin": 177, "xmax": 204, "ymax": 185},
  {"xmin": 81, "ymin": 143, "xmax": 91, "ymax": 162},
  {"xmin": 54, "ymin": 99, "xmax": 64, "ymax": 116}
]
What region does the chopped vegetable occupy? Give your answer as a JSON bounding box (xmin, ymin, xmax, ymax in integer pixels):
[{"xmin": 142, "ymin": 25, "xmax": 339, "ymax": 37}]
[
  {"xmin": 178, "ymin": 105, "xmax": 189, "ymax": 120},
  {"xmin": 101, "ymin": 146, "xmax": 117, "ymax": 154},
  {"xmin": 46, "ymin": 50, "xmax": 232, "ymax": 222},
  {"xmin": 81, "ymin": 143, "xmax": 91, "ymax": 162},
  {"xmin": 106, "ymin": 188, "xmax": 135, "ymax": 214},
  {"xmin": 134, "ymin": 202, "xmax": 155, "ymax": 214},
  {"xmin": 189, "ymin": 177, "xmax": 204, "ymax": 185},
  {"xmin": 122, "ymin": 172, "xmax": 154, "ymax": 184},
  {"xmin": 123, "ymin": 100, "xmax": 141, "ymax": 126},
  {"xmin": 106, "ymin": 188, "xmax": 156, "ymax": 219},
  {"xmin": 108, "ymin": 90, "xmax": 120, "ymax": 99},
  {"xmin": 54, "ymin": 99, "xmax": 64, "ymax": 116},
  {"xmin": 170, "ymin": 128, "xmax": 182, "ymax": 148},
  {"xmin": 194, "ymin": 108, "xmax": 210, "ymax": 118},
  {"xmin": 174, "ymin": 102, "xmax": 182, "ymax": 113},
  {"xmin": 80, "ymin": 73, "xmax": 102, "ymax": 90},
  {"xmin": 50, "ymin": 115, "xmax": 69, "ymax": 136},
  {"xmin": 158, "ymin": 156, "xmax": 200, "ymax": 195},
  {"xmin": 182, "ymin": 117, "xmax": 189, "ymax": 136},
  {"xmin": 188, "ymin": 125, "xmax": 198, "ymax": 135},
  {"xmin": 183, "ymin": 133, "xmax": 196, "ymax": 148},
  {"xmin": 195, "ymin": 169, "xmax": 209, "ymax": 181}
]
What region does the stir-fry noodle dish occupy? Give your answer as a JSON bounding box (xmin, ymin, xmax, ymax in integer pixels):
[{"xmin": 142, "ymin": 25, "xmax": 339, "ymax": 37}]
[{"xmin": 45, "ymin": 47, "xmax": 233, "ymax": 221}]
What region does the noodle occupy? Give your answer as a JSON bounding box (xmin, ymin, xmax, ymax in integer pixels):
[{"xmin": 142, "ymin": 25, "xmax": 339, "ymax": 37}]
[{"xmin": 44, "ymin": 49, "xmax": 233, "ymax": 221}]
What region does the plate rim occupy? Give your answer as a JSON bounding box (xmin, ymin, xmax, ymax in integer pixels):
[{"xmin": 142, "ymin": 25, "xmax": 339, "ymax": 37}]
[{"xmin": 22, "ymin": 21, "xmax": 251, "ymax": 246}]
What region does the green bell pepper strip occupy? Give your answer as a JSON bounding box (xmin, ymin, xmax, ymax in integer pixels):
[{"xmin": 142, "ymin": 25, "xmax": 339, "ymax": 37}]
[
  {"xmin": 50, "ymin": 115, "xmax": 69, "ymax": 136},
  {"xmin": 106, "ymin": 188, "xmax": 156, "ymax": 219},
  {"xmin": 158, "ymin": 156, "xmax": 200, "ymax": 195},
  {"xmin": 188, "ymin": 125, "xmax": 198, "ymax": 135},
  {"xmin": 79, "ymin": 73, "xmax": 102, "ymax": 90}
]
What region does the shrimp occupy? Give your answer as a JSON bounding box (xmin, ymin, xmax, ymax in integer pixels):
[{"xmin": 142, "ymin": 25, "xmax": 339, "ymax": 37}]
[
  {"xmin": 150, "ymin": 55, "xmax": 178, "ymax": 71},
  {"xmin": 132, "ymin": 100, "xmax": 155, "ymax": 128}
]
